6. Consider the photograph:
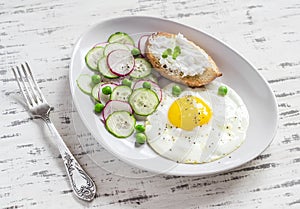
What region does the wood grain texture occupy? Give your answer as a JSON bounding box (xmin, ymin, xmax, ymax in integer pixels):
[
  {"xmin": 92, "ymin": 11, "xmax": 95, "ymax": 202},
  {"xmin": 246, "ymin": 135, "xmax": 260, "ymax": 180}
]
[{"xmin": 0, "ymin": 0, "xmax": 299, "ymax": 208}]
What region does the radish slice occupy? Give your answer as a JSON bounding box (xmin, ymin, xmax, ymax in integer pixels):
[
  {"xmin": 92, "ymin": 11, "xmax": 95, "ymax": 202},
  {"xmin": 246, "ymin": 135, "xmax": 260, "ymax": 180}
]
[
  {"xmin": 102, "ymin": 100, "xmax": 133, "ymax": 121},
  {"xmin": 107, "ymin": 50, "xmax": 135, "ymax": 76},
  {"xmin": 93, "ymin": 42, "xmax": 108, "ymax": 48},
  {"xmin": 138, "ymin": 35, "xmax": 150, "ymax": 57},
  {"xmin": 98, "ymin": 82, "xmax": 118, "ymax": 104},
  {"xmin": 133, "ymin": 79, "xmax": 162, "ymax": 102},
  {"xmin": 124, "ymin": 44, "xmax": 136, "ymax": 51}
]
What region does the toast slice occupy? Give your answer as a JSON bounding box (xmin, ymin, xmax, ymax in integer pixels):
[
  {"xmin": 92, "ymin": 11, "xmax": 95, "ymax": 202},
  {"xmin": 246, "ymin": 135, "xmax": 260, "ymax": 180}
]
[{"xmin": 145, "ymin": 32, "xmax": 222, "ymax": 87}]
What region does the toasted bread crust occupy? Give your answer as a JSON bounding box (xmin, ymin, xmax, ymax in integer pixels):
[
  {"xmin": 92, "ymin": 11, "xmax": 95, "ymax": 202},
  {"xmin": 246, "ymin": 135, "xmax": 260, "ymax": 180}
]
[{"xmin": 145, "ymin": 32, "xmax": 222, "ymax": 87}]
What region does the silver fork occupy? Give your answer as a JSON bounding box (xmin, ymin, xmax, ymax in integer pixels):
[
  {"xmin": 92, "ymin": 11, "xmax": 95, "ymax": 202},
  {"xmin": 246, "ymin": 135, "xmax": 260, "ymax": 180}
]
[{"xmin": 12, "ymin": 62, "xmax": 96, "ymax": 201}]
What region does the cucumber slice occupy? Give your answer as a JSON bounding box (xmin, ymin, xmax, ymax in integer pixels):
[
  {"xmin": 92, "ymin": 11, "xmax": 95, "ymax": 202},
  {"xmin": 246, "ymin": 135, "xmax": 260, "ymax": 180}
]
[
  {"xmin": 133, "ymin": 79, "xmax": 162, "ymax": 101},
  {"xmin": 110, "ymin": 85, "xmax": 132, "ymax": 102},
  {"xmin": 85, "ymin": 46, "xmax": 104, "ymax": 71},
  {"xmin": 130, "ymin": 58, "xmax": 152, "ymax": 79},
  {"xmin": 106, "ymin": 111, "xmax": 136, "ymax": 138},
  {"xmin": 76, "ymin": 74, "xmax": 94, "ymax": 95},
  {"xmin": 97, "ymin": 56, "xmax": 119, "ymax": 79},
  {"xmin": 129, "ymin": 88, "xmax": 159, "ymax": 116},
  {"xmin": 103, "ymin": 43, "xmax": 130, "ymax": 56},
  {"xmin": 91, "ymin": 82, "xmax": 102, "ymax": 101},
  {"xmin": 108, "ymin": 32, "xmax": 135, "ymax": 45}
]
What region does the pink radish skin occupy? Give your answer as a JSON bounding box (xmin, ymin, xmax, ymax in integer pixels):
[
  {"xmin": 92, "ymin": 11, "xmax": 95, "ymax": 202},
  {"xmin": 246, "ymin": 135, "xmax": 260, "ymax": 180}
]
[
  {"xmin": 98, "ymin": 83, "xmax": 118, "ymax": 104},
  {"xmin": 93, "ymin": 42, "xmax": 108, "ymax": 48},
  {"xmin": 133, "ymin": 79, "xmax": 162, "ymax": 102},
  {"xmin": 102, "ymin": 100, "xmax": 133, "ymax": 121},
  {"xmin": 138, "ymin": 35, "xmax": 150, "ymax": 57},
  {"xmin": 107, "ymin": 50, "xmax": 135, "ymax": 76},
  {"xmin": 124, "ymin": 44, "xmax": 136, "ymax": 51}
]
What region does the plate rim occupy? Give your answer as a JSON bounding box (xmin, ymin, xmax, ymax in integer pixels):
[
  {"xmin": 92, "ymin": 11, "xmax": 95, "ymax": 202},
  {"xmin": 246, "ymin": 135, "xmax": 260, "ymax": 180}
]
[{"xmin": 69, "ymin": 15, "xmax": 279, "ymax": 176}]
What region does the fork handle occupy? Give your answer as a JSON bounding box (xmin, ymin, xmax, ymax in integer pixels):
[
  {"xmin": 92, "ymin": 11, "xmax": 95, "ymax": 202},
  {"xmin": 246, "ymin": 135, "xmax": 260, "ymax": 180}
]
[{"xmin": 43, "ymin": 117, "xmax": 96, "ymax": 201}]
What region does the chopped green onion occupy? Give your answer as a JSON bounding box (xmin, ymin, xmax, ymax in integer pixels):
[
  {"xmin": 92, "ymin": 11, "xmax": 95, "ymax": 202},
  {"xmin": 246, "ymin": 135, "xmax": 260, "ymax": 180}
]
[
  {"xmin": 174, "ymin": 46, "xmax": 181, "ymax": 53},
  {"xmin": 166, "ymin": 48, "xmax": 172, "ymax": 55},
  {"xmin": 162, "ymin": 48, "xmax": 173, "ymax": 58},
  {"xmin": 172, "ymin": 46, "xmax": 181, "ymax": 59}
]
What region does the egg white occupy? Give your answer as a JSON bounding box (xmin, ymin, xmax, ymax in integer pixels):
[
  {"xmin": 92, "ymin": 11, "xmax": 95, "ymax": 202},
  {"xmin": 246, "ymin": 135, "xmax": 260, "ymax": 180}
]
[{"xmin": 145, "ymin": 82, "xmax": 249, "ymax": 164}]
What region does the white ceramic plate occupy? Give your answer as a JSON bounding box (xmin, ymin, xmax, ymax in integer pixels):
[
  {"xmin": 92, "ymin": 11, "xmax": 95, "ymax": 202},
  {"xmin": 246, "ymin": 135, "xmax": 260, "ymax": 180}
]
[{"xmin": 69, "ymin": 16, "xmax": 278, "ymax": 176}]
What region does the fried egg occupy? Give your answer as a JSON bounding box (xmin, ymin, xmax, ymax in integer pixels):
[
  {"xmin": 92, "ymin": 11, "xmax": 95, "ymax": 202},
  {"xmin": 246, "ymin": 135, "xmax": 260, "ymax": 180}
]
[{"xmin": 145, "ymin": 82, "xmax": 249, "ymax": 163}]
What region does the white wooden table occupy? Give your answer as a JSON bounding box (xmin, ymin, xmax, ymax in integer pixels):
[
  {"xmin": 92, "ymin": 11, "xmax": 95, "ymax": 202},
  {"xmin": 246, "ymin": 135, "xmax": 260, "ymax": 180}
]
[{"xmin": 1, "ymin": 0, "xmax": 299, "ymax": 208}]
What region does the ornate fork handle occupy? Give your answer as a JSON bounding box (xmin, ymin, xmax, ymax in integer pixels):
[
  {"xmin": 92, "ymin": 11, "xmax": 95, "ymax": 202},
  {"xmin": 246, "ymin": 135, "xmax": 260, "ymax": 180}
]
[
  {"xmin": 43, "ymin": 116, "xmax": 96, "ymax": 201},
  {"xmin": 12, "ymin": 63, "xmax": 96, "ymax": 201}
]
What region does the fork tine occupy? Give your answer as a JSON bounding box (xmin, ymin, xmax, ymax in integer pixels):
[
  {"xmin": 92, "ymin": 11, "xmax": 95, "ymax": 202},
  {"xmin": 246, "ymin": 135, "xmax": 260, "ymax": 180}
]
[
  {"xmin": 12, "ymin": 66, "xmax": 34, "ymax": 107},
  {"xmin": 24, "ymin": 62, "xmax": 47, "ymax": 103},
  {"xmin": 21, "ymin": 63, "xmax": 42, "ymax": 104}
]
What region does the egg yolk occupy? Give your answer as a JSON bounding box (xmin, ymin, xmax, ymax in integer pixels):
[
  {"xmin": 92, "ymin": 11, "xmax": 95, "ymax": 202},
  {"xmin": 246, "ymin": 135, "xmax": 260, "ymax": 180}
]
[{"xmin": 168, "ymin": 95, "xmax": 212, "ymax": 131}]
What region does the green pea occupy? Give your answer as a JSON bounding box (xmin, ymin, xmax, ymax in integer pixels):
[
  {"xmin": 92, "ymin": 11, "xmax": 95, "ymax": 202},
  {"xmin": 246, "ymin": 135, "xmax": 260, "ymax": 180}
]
[
  {"xmin": 94, "ymin": 103, "xmax": 104, "ymax": 113},
  {"xmin": 143, "ymin": 81, "xmax": 151, "ymax": 89},
  {"xmin": 131, "ymin": 48, "xmax": 141, "ymax": 56},
  {"xmin": 122, "ymin": 78, "xmax": 132, "ymax": 88},
  {"xmin": 135, "ymin": 124, "xmax": 145, "ymax": 132},
  {"xmin": 136, "ymin": 133, "xmax": 147, "ymax": 144},
  {"xmin": 102, "ymin": 86, "xmax": 112, "ymax": 95},
  {"xmin": 172, "ymin": 85, "xmax": 182, "ymax": 96},
  {"xmin": 218, "ymin": 86, "xmax": 228, "ymax": 96},
  {"xmin": 91, "ymin": 74, "xmax": 101, "ymax": 84}
]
